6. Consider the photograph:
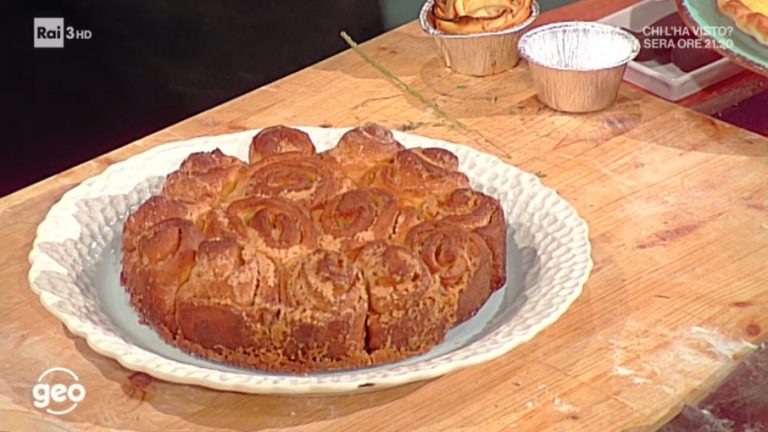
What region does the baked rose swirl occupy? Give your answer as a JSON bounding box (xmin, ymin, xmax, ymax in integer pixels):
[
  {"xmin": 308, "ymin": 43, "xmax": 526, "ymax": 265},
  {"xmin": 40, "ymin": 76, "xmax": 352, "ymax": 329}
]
[
  {"xmin": 356, "ymin": 241, "xmax": 432, "ymax": 315},
  {"xmin": 226, "ymin": 196, "xmax": 319, "ymax": 262},
  {"xmin": 422, "ymin": 188, "xmax": 507, "ymax": 288},
  {"xmin": 406, "ymin": 220, "xmax": 492, "ymax": 324},
  {"xmin": 122, "ymin": 196, "xmax": 191, "ymax": 253},
  {"xmin": 278, "ymin": 250, "xmax": 369, "ymax": 364},
  {"xmin": 283, "ymin": 249, "xmax": 366, "ymax": 312},
  {"xmin": 366, "ymin": 148, "xmax": 470, "ymax": 202},
  {"xmin": 245, "ymin": 154, "xmax": 349, "ymax": 210},
  {"xmin": 324, "ymin": 123, "xmax": 405, "ymax": 181},
  {"xmin": 432, "ymin": 0, "xmax": 533, "ymax": 35},
  {"xmin": 162, "ymin": 150, "xmax": 246, "ymax": 209},
  {"xmin": 319, "ymin": 187, "xmax": 399, "ymax": 251},
  {"xmin": 123, "ymin": 218, "xmax": 204, "ymax": 334},
  {"xmin": 249, "ymin": 125, "xmax": 316, "ymax": 163},
  {"xmin": 354, "ymin": 240, "xmax": 448, "ymax": 358},
  {"xmin": 174, "ymin": 237, "xmax": 280, "ymax": 350},
  {"xmin": 181, "ymin": 238, "xmax": 279, "ymax": 306}
]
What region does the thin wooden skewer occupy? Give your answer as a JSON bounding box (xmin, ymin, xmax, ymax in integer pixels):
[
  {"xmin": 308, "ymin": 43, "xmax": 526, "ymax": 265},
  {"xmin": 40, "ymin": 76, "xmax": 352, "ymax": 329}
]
[{"xmin": 339, "ymin": 31, "xmax": 510, "ymax": 158}]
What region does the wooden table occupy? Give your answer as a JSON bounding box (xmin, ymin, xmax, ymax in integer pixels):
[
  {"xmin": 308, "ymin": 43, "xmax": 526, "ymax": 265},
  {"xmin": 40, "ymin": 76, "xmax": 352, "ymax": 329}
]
[{"xmin": 1, "ymin": 1, "xmax": 766, "ymax": 431}]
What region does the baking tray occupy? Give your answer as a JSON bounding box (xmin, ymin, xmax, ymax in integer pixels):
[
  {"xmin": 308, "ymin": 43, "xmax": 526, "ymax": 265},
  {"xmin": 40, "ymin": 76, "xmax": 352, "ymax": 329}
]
[{"xmin": 600, "ymin": 0, "xmax": 744, "ymax": 101}]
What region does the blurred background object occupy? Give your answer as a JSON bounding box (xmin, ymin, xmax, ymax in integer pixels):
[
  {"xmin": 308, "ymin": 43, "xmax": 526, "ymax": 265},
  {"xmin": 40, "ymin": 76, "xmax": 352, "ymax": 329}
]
[{"xmin": 1, "ymin": 0, "xmax": 385, "ymax": 196}]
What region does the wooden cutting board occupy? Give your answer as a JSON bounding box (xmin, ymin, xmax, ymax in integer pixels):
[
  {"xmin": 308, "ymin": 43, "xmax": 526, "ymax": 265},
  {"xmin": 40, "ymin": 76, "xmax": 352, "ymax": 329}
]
[{"xmin": 1, "ymin": 1, "xmax": 766, "ymax": 430}]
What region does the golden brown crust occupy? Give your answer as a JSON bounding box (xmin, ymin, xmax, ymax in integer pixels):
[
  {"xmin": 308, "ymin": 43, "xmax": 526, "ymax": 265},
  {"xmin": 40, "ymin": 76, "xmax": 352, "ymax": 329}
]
[
  {"xmin": 121, "ymin": 123, "xmax": 506, "ymax": 373},
  {"xmin": 281, "ymin": 250, "xmax": 365, "ymax": 312},
  {"xmin": 318, "ymin": 187, "xmax": 399, "ymax": 253},
  {"xmin": 365, "ymin": 148, "xmax": 471, "ymax": 204},
  {"xmin": 249, "ymin": 125, "xmax": 315, "ymax": 163},
  {"xmin": 275, "ymin": 250, "xmax": 369, "ymax": 368},
  {"xmin": 718, "ymin": 0, "xmax": 768, "ymax": 45},
  {"xmin": 431, "ymin": 0, "xmax": 533, "ymax": 35},
  {"xmin": 356, "ymin": 241, "xmax": 449, "ymax": 362},
  {"xmin": 323, "ymin": 123, "xmax": 405, "ymax": 182},
  {"xmin": 226, "ymin": 196, "xmax": 319, "ymax": 261},
  {"xmin": 327, "ymin": 123, "xmax": 404, "ymax": 163},
  {"xmin": 122, "ymin": 196, "xmax": 191, "ymax": 253},
  {"xmin": 171, "ymin": 303, "xmax": 369, "ymax": 372},
  {"xmin": 180, "ymin": 237, "xmax": 278, "ymax": 306},
  {"xmin": 121, "ymin": 218, "xmax": 204, "ymax": 334},
  {"xmin": 422, "ymin": 188, "xmax": 507, "ymax": 289},
  {"xmin": 405, "ymin": 220, "xmax": 492, "ymax": 325},
  {"xmin": 162, "ymin": 150, "xmax": 247, "ymax": 211},
  {"xmin": 245, "ymin": 153, "xmax": 352, "ymax": 210}
]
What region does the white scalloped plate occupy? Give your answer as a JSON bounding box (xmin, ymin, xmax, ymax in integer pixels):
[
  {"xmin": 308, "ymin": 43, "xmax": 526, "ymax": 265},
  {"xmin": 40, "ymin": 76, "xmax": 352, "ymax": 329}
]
[{"xmin": 28, "ymin": 127, "xmax": 592, "ymax": 395}]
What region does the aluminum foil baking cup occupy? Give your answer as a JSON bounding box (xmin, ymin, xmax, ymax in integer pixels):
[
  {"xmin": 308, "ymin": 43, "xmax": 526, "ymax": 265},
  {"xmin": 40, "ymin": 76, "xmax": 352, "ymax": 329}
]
[
  {"xmin": 419, "ymin": 0, "xmax": 540, "ymax": 76},
  {"xmin": 518, "ymin": 21, "xmax": 640, "ymax": 113}
]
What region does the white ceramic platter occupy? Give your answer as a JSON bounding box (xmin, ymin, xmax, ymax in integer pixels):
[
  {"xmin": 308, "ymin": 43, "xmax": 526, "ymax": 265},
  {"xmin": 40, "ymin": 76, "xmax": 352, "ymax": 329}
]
[{"xmin": 28, "ymin": 127, "xmax": 592, "ymax": 395}]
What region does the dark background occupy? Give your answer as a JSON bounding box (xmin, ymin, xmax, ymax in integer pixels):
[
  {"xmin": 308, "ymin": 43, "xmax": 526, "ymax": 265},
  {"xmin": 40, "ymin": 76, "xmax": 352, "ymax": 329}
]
[{"xmin": 1, "ymin": 1, "xmax": 385, "ymax": 197}]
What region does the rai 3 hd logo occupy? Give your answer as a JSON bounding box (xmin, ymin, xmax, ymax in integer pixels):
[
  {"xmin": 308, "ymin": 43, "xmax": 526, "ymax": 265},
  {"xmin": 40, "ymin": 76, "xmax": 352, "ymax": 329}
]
[
  {"xmin": 32, "ymin": 367, "xmax": 86, "ymax": 415},
  {"xmin": 34, "ymin": 18, "xmax": 92, "ymax": 48}
]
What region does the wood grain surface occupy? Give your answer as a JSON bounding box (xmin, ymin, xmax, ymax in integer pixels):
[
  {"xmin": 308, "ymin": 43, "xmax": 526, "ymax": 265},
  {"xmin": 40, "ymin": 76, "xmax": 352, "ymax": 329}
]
[{"xmin": 1, "ymin": 0, "xmax": 767, "ymax": 431}]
